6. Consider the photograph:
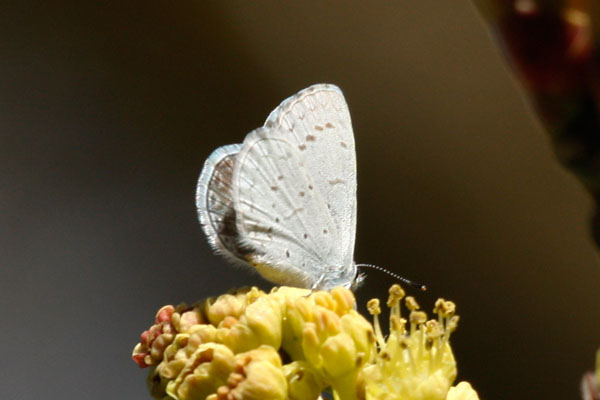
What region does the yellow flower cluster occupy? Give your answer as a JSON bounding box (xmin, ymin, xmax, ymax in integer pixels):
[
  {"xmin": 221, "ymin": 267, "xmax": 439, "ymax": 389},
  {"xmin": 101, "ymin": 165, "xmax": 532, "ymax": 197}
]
[
  {"xmin": 132, "ymin": 285, "xmax": 479, "ymax": 400},
  {"xmin": 360, "ymin": 285, "xmax": 475, "ymax": 400}
]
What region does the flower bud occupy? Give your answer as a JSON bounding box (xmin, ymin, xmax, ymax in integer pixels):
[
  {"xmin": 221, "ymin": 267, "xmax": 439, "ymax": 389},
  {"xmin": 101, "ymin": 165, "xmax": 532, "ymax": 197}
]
[{"xmin": 282, "ymin": 361, "xmax": 325, "ymax": 400}]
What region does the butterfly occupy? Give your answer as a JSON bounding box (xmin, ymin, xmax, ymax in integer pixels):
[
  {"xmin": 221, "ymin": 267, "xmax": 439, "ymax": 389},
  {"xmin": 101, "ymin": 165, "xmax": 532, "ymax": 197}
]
[{"xmin": 196, "ymin": 84, "xmax": 362, "ymax": 291}]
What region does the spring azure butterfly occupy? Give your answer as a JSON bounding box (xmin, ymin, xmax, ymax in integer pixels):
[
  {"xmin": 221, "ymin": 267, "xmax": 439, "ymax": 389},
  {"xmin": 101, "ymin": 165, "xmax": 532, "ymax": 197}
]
[{"xmin": 196, "ymin": 84, "xmax": 361, "ymax": 291}]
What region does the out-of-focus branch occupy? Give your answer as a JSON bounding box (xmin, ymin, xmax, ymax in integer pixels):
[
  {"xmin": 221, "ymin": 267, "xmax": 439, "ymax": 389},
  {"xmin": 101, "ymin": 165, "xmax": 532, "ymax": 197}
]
[{"xmin": 472, "ymin": 0, "xmax": 600, "ymax": 245}]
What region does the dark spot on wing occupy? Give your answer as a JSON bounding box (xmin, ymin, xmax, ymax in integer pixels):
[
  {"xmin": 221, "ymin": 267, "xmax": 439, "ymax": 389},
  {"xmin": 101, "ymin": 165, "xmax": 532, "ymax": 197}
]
[
  {"xmin": 271, "ymin": 186, "xmax": 278, "ymax": 191},
  {"xmin": 314, "ymin": 125, "xmax": 324, "ymax": 131},
  {"xmin": 303, "ymin": 233, "xmax": 308, "ymax": 239},
  {"xmin": 340, "ymin": 141, "xmax": 348, "ymax": 149},
  {"xmin": 299, "ymin": 191, "xmax": 305, "ymax": 197},
  {"xmin": 325, "ymin": 122, "xmax": 334, "ymax": 129},
  {"xmin": 275, "ymin": 217, "xmax": 280, "ymax": 223},
  {"xmin": 306, "ymin": 135, "xmax": 316, "ymax": 142},
  {"xmin": 327, "ymin": 203, "xmax": 331, "ymax": 210},
  {"xmin": 286, "ymin": 250, "xmax": 290, "ymax": 258},
  {"xmin": 323, "ymin": 229, "xmax": 328, "ymax": 234},
  {"xmin": 298, "ymin": 144, "xmax": 306, "ymax": 151},
  {"xmin": 328, "ymin": 178, "xmax": 345, "ymax": 185},
  {"xmin": 308, "ymin": 184, "xmax": 313, "ymax": 190},
  {"xmin": 277, "ymin": 175, "xmax": 284, "ymax": 180}
]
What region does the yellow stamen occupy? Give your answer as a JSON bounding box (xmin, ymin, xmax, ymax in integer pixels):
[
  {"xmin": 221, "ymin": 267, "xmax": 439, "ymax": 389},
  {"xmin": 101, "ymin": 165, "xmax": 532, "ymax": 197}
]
[
  {"xmin": 367, "ymin": 299, "xmax": 386, "ymax": 349},
  {"xmin": 405, "ymin": 296, "xmax": 419, "ymax": 311}
]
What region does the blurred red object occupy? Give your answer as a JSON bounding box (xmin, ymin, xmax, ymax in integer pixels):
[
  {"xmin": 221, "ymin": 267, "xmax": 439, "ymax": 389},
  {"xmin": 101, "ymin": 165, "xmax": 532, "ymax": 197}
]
[{"xmin": 474, "ymin": 0, "xmax": 600, "ymax": 244}]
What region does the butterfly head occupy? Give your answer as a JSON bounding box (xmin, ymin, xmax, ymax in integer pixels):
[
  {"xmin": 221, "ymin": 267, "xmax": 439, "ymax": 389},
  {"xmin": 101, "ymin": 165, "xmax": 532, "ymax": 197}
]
[{"xmin": 350, "ymin": 271, "xmax": 366, "ymax": 290}]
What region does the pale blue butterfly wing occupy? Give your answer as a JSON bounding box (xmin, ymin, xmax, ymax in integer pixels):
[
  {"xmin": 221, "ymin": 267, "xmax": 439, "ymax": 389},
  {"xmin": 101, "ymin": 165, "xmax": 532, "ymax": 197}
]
[
  {"xmin": 196, "ymin": 84, "xmax": 357, "ymax": 290},
  {"xmin": 263, "ymin": 84, "xmax": 357, "ymax": 275},
  {"xmin": 196, "ymin": 144, "xmax": 251, "ymax": 265},
  {"xmin": 233, "ymin": 127, "xmax": 344, "ymax": 288}
]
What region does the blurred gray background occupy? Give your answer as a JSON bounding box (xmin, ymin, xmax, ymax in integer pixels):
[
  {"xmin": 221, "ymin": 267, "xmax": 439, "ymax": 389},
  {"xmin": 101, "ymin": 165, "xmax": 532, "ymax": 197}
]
[{"xmin": 2, "ymin": 1, "xmax": 599, "ymax": 399}]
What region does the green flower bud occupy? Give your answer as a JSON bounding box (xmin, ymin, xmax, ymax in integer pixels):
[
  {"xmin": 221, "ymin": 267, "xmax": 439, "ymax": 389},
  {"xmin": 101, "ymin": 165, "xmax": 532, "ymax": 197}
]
[
  {"xmin": 226, "ymin": 346, "xmax": 287, "ymax": 400},
  {"xmin": 204, "ymin": 289, "xmax": 252, "ymax": 327},
  {"xmin": 321, "ymin": 333, "xmax": 357, "ymax": 378},
  {"xmin": 166, "ymin": 343, "xmax": 236, "ymax": 400},
  {"xmin": 283, "ymin": 361, "xmax": 326, "ymax": 400}
]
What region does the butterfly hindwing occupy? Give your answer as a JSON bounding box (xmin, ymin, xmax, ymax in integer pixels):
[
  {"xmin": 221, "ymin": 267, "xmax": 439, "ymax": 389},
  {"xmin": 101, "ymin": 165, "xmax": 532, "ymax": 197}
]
[
  {"xmin": 264, "ymin": 84, "xmax": 357, "ymax": 271},
  {"xmin": 233, "ymin": 127, "xmax": 341, "ymax": 287}
]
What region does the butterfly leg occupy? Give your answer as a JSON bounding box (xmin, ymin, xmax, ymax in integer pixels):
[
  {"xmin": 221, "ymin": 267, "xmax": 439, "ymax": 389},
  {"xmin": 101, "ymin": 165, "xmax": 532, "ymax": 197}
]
[
  {"xmin": 308, "ymin": 273, "xmax": 326, "ymax": 294},
  {"xmin": 302, "ymin": 274, "xmax": 326, "ymax": 297}
]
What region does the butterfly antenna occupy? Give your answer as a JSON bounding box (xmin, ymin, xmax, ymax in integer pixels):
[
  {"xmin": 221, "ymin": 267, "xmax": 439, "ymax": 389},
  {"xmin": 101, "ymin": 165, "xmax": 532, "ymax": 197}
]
[{"xmin": 355, "ymin": 263, "xmax": 427, "ymax": 291}]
